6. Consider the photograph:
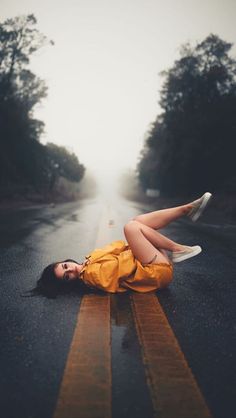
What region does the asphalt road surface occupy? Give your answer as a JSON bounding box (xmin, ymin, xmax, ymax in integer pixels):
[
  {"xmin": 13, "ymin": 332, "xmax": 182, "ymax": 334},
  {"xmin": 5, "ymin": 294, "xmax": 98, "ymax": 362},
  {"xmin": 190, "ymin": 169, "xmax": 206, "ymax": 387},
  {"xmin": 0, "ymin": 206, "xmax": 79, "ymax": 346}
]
[{"xmin": 0, "ymin": 190, "xmax": 235, "ymax": 418}]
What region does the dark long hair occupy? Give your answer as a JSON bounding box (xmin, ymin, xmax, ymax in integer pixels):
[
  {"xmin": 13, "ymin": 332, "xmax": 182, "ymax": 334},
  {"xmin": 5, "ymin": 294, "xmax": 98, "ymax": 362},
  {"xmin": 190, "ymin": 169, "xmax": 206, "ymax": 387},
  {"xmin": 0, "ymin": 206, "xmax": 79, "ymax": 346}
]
[{"xmin": 21, "ymin": 259, "xmax": 89, "ymax": 299}]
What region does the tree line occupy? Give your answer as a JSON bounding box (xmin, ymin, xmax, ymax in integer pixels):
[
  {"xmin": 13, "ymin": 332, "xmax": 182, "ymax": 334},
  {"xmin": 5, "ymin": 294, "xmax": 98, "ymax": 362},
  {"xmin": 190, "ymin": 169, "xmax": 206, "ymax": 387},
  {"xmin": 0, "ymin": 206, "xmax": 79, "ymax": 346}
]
[
  {"xmin": 137, "ymin": 34, "xmax": 236, "ymax": 197},
  {"xmin": 0, "ymin": 14, "xmax": 85, "ymax": 200}
]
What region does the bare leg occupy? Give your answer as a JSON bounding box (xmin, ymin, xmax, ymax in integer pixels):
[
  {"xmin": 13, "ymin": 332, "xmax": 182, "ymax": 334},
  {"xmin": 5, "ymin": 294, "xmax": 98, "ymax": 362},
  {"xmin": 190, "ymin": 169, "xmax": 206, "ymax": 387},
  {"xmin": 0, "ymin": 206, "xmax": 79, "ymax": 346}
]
[
  {"xmin": 133, "ymin": 203, "xmax": 193, "ymax": 230},
  {"xmin": 131, "ymin": 220, "xmax": 183, "ymax": 251},
  {"xmin": 124, "ymin": 220, "xmax": 184, "ymax": 265}
]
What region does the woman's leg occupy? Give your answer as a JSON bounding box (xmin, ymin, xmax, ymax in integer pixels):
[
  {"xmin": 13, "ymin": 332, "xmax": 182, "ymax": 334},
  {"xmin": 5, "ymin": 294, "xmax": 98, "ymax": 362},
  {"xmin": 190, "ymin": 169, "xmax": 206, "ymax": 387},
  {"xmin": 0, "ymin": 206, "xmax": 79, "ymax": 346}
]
[
  {"xmin": 132, "ymin": 202, "xmax": 193, "ymax": 230},
  {"xmin": 123, "ymin": 220, "xmax": 184, "ymax": 265}
]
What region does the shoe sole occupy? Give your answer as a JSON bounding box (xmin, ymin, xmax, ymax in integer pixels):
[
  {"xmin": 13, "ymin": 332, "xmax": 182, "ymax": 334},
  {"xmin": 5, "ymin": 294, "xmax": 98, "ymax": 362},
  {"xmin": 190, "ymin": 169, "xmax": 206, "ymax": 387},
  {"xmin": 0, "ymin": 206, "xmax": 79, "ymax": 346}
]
[
  {"xmin": 191, "ymin": 192, "xmax": 212, "ymax": 222},
  {"xmin": 172, "ymin": 246, "xmax": 202, "ymax": 263}
]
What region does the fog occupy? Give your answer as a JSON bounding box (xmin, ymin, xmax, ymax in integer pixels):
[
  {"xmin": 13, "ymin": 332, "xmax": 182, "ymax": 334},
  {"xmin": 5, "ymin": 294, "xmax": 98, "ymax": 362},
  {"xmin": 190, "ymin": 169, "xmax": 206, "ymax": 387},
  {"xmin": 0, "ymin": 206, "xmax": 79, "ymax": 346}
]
[{"xmin": 1, "ymin": 0, "xmax": 236, "ymax": 193}]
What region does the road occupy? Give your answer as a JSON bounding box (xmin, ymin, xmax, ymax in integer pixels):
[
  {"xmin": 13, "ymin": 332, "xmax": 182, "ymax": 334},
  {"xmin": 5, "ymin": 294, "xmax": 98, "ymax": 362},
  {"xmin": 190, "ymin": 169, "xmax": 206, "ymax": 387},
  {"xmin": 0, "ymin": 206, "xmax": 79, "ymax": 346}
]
[{"xmin": 0, "ymin": 191, "xmax": 235, "ymax": 418}]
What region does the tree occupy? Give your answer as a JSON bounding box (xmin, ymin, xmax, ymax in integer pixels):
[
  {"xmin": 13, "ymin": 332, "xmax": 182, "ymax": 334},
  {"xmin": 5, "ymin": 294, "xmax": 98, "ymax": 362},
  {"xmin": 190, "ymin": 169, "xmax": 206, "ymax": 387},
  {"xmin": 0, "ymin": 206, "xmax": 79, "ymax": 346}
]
[
  {"xmin": 46, "ymin": 143, "xmax": 85, "ymax": 191},
  {"xmin": 0, "ymin": 14, "xmax": 53, "ymax": 99},
  {"xmin": 0, "ymin": 14, "xmax": 55, "ymax": 191},
  {"xmin": 137, "ymin": 34, "xmax": 236, "ymax": 196}
]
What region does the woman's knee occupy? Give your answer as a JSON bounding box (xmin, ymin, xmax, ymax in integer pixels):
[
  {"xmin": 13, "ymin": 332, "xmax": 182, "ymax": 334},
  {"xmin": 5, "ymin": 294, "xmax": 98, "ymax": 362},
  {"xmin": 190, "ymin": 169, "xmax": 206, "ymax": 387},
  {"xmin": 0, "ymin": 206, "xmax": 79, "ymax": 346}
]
[{"xmin": 124, "ymin": 220, "xmax": 138, "ymax": 233}]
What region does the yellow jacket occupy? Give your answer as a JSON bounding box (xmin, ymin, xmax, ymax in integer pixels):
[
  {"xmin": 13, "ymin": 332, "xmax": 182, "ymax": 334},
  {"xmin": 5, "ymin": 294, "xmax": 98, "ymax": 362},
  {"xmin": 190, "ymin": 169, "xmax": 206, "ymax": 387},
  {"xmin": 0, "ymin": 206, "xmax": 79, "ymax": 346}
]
[{"xmin": 80, "ymin": 240, "xmax": 173, "ymax": 293}]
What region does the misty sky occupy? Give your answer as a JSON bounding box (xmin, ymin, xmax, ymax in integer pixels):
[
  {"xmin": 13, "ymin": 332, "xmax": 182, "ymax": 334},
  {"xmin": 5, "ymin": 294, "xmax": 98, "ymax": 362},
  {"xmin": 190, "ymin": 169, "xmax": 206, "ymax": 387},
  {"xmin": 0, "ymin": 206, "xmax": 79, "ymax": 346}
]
[{"xmin": 1, "ymin": 0, "xmax": 236, "ymax": 184}]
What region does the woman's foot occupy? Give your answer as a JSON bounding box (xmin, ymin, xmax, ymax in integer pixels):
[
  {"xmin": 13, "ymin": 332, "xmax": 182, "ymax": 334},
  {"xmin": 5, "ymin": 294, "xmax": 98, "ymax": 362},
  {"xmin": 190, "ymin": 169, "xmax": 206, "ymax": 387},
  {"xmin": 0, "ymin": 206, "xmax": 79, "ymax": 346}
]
[
  {"xmin": 187, "ymin": 192, "xmax": 212, "ymax": 222},
  {"xmin": 172, "ymin": 245, "xmax": 202, "ymax": 263}
]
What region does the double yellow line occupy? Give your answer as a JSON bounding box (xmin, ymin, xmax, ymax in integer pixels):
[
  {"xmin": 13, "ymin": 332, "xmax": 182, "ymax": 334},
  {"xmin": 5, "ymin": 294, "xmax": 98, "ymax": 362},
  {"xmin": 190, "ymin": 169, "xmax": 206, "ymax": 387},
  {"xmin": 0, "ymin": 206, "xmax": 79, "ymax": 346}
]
[
  {"xmin": 131, "ymin": 293, "xmax": 211, "ymax": 418},
  {"xmin": 53, "ymin": 205, "xmax": 212, "ymax": 418}
]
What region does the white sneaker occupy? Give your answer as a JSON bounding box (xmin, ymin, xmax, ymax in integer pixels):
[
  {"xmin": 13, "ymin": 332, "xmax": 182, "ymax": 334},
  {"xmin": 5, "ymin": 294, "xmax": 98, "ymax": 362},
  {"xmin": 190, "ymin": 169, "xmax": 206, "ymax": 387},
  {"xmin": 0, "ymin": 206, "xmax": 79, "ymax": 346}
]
[
  {"xmin": 172, "ymin": 245, "xmax": 202, "ymax": 263},
  {"xmin": 188, "ymin": 192, "xmax": 212, "ymax": 222}
]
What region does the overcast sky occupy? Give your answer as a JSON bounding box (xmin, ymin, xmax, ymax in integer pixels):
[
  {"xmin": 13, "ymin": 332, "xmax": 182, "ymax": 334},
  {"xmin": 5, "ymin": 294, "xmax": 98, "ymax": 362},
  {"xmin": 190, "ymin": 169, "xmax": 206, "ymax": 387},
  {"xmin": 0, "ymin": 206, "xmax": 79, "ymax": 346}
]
[{"xmin": 1, "ymin": 0, "xmax": 236, "ymax": 185}]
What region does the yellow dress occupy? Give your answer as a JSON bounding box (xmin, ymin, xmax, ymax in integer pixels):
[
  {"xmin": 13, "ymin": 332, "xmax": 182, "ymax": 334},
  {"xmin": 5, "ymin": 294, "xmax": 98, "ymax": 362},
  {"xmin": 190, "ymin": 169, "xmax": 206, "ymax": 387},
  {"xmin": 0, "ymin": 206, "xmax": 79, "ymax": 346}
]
[{"xmin": 80, "ymin": 240, "xmax": 173, "ymax": 293}]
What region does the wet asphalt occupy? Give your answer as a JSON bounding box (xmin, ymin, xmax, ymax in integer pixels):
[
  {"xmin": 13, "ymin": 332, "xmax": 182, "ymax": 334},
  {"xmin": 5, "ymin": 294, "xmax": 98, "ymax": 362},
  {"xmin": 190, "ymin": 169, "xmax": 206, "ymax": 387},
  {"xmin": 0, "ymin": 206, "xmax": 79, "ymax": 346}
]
[{"xmin": 0, "ymin": 191, "xmax": 235, "ymax": 418}]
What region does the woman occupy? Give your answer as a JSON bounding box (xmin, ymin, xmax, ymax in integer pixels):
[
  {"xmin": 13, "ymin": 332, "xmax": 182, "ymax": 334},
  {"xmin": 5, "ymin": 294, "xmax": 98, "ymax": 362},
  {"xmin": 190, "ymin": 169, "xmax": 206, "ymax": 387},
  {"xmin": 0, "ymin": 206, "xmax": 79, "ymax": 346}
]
[{"xmin": 29, "ymin": 192, "xmax": 212, "ymax": 298}]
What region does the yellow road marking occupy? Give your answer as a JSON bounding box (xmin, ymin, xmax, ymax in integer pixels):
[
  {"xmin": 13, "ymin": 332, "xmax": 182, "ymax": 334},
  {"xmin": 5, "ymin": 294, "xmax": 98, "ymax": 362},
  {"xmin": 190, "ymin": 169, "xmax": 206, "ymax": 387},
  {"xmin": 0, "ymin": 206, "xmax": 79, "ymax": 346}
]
[
  {"xmin": 53, "ymin": 205, "xmax": 111, "ymax": 418},
  {"xmin": 131, "ymin": 293, "xmax": 212, "ymax": 418}
]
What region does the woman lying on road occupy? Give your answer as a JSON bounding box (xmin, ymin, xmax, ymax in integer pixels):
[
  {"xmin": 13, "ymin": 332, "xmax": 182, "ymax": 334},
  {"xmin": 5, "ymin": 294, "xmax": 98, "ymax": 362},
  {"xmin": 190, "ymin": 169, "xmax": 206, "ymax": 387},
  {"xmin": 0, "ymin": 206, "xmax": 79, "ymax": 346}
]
[{"xmin": 28, "ymin": 192, "xmax": 212, "ymax": 299}]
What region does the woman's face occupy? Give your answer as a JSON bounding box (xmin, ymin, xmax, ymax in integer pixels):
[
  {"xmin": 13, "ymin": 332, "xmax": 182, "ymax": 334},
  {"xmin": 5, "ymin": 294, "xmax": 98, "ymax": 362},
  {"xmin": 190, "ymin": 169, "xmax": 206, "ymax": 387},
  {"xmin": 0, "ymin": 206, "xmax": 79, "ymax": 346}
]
[{"xmin": 54, "ymin": 261, "xmax": 82, "ymax": 282}]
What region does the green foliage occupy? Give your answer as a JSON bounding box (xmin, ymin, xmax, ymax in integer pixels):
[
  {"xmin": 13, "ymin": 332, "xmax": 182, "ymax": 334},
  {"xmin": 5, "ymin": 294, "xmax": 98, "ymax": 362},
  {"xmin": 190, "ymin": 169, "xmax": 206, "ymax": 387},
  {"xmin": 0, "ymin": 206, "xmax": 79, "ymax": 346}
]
[
  {"xmin": 0, "ymin": 14, "xmax": 85, "ymax": 199},
  {"xmin": 137, "ymin": 34, "xmax": 236, "ymax": 196},
  {"xmin": 0, "ymin": 14, "xmax": 53, "ymax": 103},
  {"xmin": 46, "ymin": 143, "xmax": 85, "ymax": 189}
]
